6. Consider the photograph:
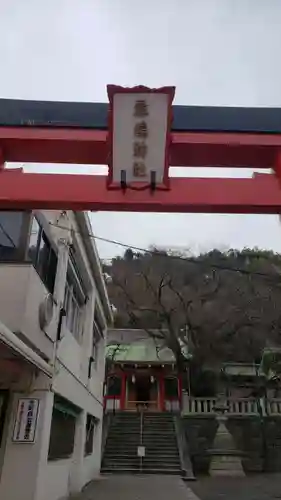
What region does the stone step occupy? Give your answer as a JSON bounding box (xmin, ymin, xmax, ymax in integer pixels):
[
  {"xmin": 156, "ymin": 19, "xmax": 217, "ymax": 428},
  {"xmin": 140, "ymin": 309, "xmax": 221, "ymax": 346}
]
[
  {"xmin": 103, "ymin": 452, "xmax": 180, "ymax": 460},
  {"xmin": 110, "ymin": 422, "xmax": 140, "ymax": 426},
  {"xmin": 144, "ymin": 417, "xmax": 175, "ymax": 421},
  {"xmin": 102, "ymin": 459, "xmax": 141, "ymax": 467},
  {"xmin": 106, "ymin": 437, "xmax": 141, "ymax": 442},
  {"xmin": 143, "ymin": 436, "xmax": 177, "ymax": 440},
  {"xmin": 105, "ymin": 451, "xmax": 179, "ymax": 459},
  {"xmin": 110, "ymin": 422, "xmax": 139, "ymax": 426},
  {"xmin": 144, "ymin": 421, "xmax": 175, "ymax": 424},
  {"xmin": 101, "ymin": 467, "xmax": 141, "ymax": 474},
  {"xmin": 105, "ymin": 447, "xmax": 179, "ymax": 454},
  {"xmin": 143, "ymin": 462, "xmax": 181, "ymax": 469},
  {"xmin": 105, "ymin": 443, "xmax": 178, "ymax": 449},
  {"xmin": 143, "ymin": 431, "xmax": 176, "ymax": 436},
  {"xmin": 104, "ymin": 453, "xmax": 180, "ymax": 462},
  {"xmin": 144, "ymin": 430, "xmax": 175, "ymax": 434},
  {"xmin": 105, "ymin": 451, "xmax": 179, "ymax": 457},
  {"xmin": 103, "ymin": 461, "xmax": 181, "ymax": 471},
  {"xmin": 144, "ymin": 426, "xmax": 176, "ymax": 430},
  {"xmin": 105, "ymin": 438, "xmax": 138, "ymax": 443},
  {"xmin": 107, "ymin": 436, "xmax": 177, "ymax": 442},
  {"xmin": 105, "ymin": 449, "xmax": 179, "ymax": 456},
  {"xmin": 143, "ymin": 443, "xmax": 178, "ymax": 447},
  {"xmin": 103, "ymin": 412, "xmax": 182, "ymax": 476},
  {"xmin": 109, "ymin": 430, "xmax": 140, "ymax": 433},
  {"xmin": 144, "ymin": 428, "xmax": 175, "ymax": 432},
  {"xmin": 143, "ymin": 441, "xmax": 178, "ymax": 445},
  {"xmin": 143, "ymin": 458, "xmax": 181, "ymax": 465},
  {"xmin": 108, "ymin": 425, "xmax": 138, "ymax": 428},
  {"xmin": 144, "ymin": 418, "xmax": 175, "ymax": 422},
  {"xmin": 101, "ymin": 467, "xmax": 181, "ymax": 475},
  {"xmin": 143, "ymin": 434, "xmax": 177, "ymax": 438},
  {"xmin": 108, "ymin": 430, "xmax": 142, "ymax": 435},
  {"xmin": 108, "ymin": 433, "xmax": 177, "ymax": 437},
  {"xmin": 144, "ymin": 451, "xmax": 180, "ymax": 457},
  {"xmin": 106, "ymin": 433, "xmax": 140, "ymax": 438},
  {"xmin": 103, "ymin": 455, "xmax": 140, "ymax": 461}
]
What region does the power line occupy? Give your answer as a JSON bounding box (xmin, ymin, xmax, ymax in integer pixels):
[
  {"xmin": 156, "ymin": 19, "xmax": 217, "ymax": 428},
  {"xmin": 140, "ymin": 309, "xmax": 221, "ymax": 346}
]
[{"xmin": 49, "ymin": 222, "xmax": 281, "ymax": 283}]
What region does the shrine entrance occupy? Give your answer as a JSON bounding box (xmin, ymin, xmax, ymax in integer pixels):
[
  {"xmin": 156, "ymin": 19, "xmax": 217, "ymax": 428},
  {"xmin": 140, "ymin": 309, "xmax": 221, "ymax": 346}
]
[
  {"xmin": 1, "ymin": 87, "xmax": 281, "ymax": 418},
  {"xmin": 135, "ymin": 375, "xmax": 151, "ymax": 406}
]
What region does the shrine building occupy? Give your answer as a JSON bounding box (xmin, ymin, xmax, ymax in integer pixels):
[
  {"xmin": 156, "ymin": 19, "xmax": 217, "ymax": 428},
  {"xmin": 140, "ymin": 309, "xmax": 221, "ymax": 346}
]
[{"xmin": 104, "ymin": 329, "xmax": 190, "ymax": 413}]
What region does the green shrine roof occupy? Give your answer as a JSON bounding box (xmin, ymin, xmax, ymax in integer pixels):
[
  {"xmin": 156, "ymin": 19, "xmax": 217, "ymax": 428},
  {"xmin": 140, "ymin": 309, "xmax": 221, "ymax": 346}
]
[
  {"xmin": 106, "ymin": 337, "xmax": 190, "ymax": 364},
  {"xmin": 260, "ymin": 347, "xmax": 281, "ymax": 379}
]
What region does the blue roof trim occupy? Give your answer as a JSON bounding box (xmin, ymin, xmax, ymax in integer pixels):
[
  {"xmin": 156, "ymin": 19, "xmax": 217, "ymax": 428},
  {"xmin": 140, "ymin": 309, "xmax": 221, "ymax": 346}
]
[{"xmin": 0, "ymin": 98, "xmax": 281, "ymax": 133}]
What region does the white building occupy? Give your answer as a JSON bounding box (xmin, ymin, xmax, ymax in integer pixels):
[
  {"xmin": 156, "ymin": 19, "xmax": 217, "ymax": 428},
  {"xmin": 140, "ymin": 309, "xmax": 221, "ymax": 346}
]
[{"xmin": 0, "ymin": 210, "xmax": 112, "ymax": 500}]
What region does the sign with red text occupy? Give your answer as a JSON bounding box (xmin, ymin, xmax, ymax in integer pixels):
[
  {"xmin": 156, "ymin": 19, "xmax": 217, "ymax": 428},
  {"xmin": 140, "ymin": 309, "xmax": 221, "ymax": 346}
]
[
  {"xmin": 107, "ymin": 85, "xmax": 175, "ymax": 189},
  {"xmin": 12, "ymin": 398, "xmax": 39, "ymax": 443}
]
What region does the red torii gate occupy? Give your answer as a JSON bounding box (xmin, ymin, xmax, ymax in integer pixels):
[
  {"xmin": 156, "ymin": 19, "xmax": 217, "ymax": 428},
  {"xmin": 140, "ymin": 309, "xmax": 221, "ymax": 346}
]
[{"xmin": 1, "ymin": 87, "xmax": 281, "ymax": 213}]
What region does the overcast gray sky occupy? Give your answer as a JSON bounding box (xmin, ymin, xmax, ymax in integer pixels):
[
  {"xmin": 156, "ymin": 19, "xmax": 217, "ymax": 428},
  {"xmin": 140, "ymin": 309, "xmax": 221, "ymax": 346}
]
[{"xmin": 1, "ymin": 0, "xmax": 281, "ymax": 258}]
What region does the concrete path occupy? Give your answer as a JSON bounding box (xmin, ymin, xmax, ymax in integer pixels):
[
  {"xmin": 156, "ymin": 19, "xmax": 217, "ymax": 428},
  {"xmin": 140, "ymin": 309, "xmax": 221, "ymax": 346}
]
[
  {"xmin": 75, "ymin": 475, "xmax": 200, "ymax": 500},
  {"xmin": 190, "ymin": 475, "xmax": 281, "ymax": 500}
]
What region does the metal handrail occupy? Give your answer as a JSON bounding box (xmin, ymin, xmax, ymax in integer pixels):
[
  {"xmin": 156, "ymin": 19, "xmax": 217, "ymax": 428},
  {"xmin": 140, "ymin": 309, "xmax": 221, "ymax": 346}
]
[{"xmin": 140, "ymin": 410, "xmax": 144, "ymax": 473}]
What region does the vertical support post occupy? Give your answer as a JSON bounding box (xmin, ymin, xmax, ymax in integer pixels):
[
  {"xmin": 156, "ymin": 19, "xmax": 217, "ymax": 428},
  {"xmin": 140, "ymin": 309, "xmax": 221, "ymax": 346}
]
[
  {"xmin": 0, "ymin": 149, "xmax": 4, "ymax": 171},
  {"xmin": 274, "ymin": 151, "xmax": 281, "ymax": 188},
  {"xmin": 178, "ymin": 375, "xmax": 183, "ymax": 410},
  {"xmin": 159, "ymin": 375, "xmax": 165, "ymax": 412},
  {"xmin": 69, "ymin": 410, "xmax": 87, "ymax": 494},
  {"xmin": 140, "ymin": 410, "xmax": 144, "ymax": 473},
  {"xmin": 120, "ymin": 372, "xmax": 126, "ymax": 410}
]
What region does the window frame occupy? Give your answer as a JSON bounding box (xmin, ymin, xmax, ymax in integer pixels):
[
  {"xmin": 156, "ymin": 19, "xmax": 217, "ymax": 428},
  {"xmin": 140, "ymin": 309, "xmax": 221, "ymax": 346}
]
[
  {"xmin": 0, "ymin": 211, "xmax": 31, "ymax": 262},
  {"xmin": 48, "ymin": 396, "xmax": 80, "ymax": 461},
  {"xmin": 28, "ymin": 215, "xmax": 58, "ymax": 294},
  {"xmin": 91, "ymin": 314, "xmax": 103, "ymax": 372},
  {"xmin": 64, "ymin": 251, "xmax": 86, "ymax": 343},
  {"xmin": 84, "ymin": 414, "xmax": 97, "ymax": 456}
]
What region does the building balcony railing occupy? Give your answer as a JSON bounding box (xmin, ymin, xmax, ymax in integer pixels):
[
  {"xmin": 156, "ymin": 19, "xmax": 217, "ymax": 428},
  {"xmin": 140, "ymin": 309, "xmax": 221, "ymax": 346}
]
[{"xmin": 182, "ymin": 396, "xmax": 281, "ymax": 417}]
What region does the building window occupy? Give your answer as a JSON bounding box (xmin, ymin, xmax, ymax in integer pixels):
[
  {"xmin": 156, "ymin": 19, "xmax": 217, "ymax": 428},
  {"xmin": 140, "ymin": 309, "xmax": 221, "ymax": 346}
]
[
  {"xmin": 28, "ymin": 216, "xmax": 58, "ymax": 293},
  {"xmin": 92, "ymin": 315, "xmax": 102, "ymax": 371},
  {"xmin": 0, "ymin": 211, "xmax": 24, "ymax": 261},
  {"xmin": 84, "ymin": 415, "xmax": 97, "ymax": 456},
  {"xmin": 64, "ymin": 252, "xmax": 85, "ymax": 342},
  {"xmin": 48, "ymin": 396, "xmax": 80, "ymax": 461}
]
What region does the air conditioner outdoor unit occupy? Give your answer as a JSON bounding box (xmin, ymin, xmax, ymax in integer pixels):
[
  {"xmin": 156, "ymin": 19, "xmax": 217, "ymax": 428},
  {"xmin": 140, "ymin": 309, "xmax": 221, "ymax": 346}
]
[{"xmin": 39, "ymin": 294, "xmax": 54, "ymax": 331}]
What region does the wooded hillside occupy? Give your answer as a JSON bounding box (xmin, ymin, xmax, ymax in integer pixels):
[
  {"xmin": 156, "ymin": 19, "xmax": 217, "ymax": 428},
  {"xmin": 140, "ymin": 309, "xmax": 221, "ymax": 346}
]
[{"xmin": 104, "ymin": 247, "xmax": 281, "ymax": 369}]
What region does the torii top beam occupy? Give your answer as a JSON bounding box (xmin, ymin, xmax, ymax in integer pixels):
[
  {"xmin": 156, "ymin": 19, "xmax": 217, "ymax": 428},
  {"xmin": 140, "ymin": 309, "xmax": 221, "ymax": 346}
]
[
  {"xmin": 0, "ymin": 98, "xmax": 281, "ymax": 169},
  {"xmin": 0, "ymin": 97, "xmax": 281, "ymax": 213},
  {"xmin": 1, "ymin": 98, "xmax": 281, "ymax": 133}
]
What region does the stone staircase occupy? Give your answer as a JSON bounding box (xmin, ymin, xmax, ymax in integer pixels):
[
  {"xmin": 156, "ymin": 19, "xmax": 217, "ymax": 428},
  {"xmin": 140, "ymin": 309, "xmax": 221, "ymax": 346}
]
[{"xmin": 101, "ymin": 412, "xmax": 182, "ymax": 474}]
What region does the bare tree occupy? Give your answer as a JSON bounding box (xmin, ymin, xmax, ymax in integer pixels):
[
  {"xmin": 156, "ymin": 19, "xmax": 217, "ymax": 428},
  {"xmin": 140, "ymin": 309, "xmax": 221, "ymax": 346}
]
[
  {"xmin": 105, "ymin": 248, "xmax": 281, "ymax": 394},
  {"xmin": 108, "ymin": 254, "xmax": 231, "ymax": 390}
]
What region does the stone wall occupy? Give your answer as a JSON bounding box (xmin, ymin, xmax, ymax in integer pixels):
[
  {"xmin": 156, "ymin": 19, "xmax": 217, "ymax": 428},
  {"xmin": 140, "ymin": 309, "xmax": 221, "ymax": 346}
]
[
  {"xmin": 226, "ymin": 417, "xmax": 263, "ymax": 473},
  {"xmin": 183, "ymin": 416, "xmax": 218, "ymax": 475},
  {"xmin": 183, "ymin": 416, "xmax": 281, "ymax": 475},
  {"xmin": 227, "ymin": 417, "xmax": 281, "ymax": 473},
  {"xmin": 264, "ymin": 417, "xmax": 281, "ymax": 472}
]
